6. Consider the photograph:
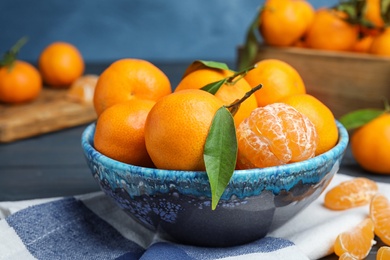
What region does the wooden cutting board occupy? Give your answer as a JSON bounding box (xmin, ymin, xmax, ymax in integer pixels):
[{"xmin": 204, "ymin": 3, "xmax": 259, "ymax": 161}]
[{"xmin": 0, "ymin": 88, "xmax": 97, "ymax": 143}]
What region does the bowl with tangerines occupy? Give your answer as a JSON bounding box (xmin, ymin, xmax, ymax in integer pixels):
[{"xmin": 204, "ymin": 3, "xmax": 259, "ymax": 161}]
[{"xmin": 81, "ymin": 59, "xmax": 349, "ymax": 247}]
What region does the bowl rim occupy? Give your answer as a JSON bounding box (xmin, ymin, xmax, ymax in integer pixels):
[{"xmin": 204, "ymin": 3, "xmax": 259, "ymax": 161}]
[{"xmin": 81, "ymin": 120, "xmax": 349, "ymax": 179}]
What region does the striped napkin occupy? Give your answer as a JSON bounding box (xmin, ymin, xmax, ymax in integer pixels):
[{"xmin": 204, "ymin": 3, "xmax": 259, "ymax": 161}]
[{"xmin": 1, "ymin": 173, "xmax": 388, "ymax": 260}]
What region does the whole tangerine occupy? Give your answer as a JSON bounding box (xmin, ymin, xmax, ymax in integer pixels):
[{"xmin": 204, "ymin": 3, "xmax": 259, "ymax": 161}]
[
  {"xmin": 38, "ymin": 41, "xmax": 84, "ymax": 88},
  {"xmin": 244, "ymin": 59, "xmax": 306, "ymax": 107},
  {"xmin": 304, "ymin": 8, "xmax": 359, "ymax": 51},
  {"xmin": 259, "ymin": 0, "xmax": 315, "ymax": 47},
  {"xmin": 144, "ymin": 89, "xmax": 224, "ymax": 171},
  {"xmin": 94, "ymin": 98, "xmax": 156, "ymax": 167},
  {"xmin": 351, "ymin": 113, "xmax": 390, "ymax": 174},
  {"xmin": 369, "ymin": 28, "xmax": 390, "ymax": 57},
  {"xmin": 93, "ymin": 58, "xmax": 171, "ymax": 116},
  {"xmin": 0, "ymin": 60, "xmax": 42, "ymax": 104},
  {"xmin": 279, "ymin": 94, "xmax": 338, "ymax": 155}
]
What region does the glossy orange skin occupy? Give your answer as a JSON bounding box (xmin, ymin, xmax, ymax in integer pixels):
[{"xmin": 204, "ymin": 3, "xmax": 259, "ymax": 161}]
[
  {"xmin": 38, "ymin": 42, "xmax": 84, "ymax": 88},
  {"xmin": 351, "ymin": 35, "xmax": 374, "ymax": 53},
  {"xmin": 259, "ymin": 0, "xmax": 315, "ymax": 46},
  {"xmin": 0, "ymin": 60, "xmax": 42, "ymax": 104},
  {"xmin": 145, "ymin": 89, "xmax": 224, "ymax": 171},
  {"xmin": 244, "ymin": 59, "xmax": 306, "ymax": 107},
  {"xmin": 279, "ymin": 94, "xmax": 338, "ymax": 155},
  {"xmin": 305, "ymin": 8, "xmax": 359, "ymax": 51},
  {"xmin": 369, "ymin": 28, "xmax": 390, "ymax": 57},
  {"xmin": 93, "ymin": 58, "xmax": 171, "ymax": 116},
  {"xmin": 351, "ymin": 113, "xmax": 390, "ymax": 174},
  {"xmin": 94, "ymin": 99, "xmax": 156, "ymax": 167}
]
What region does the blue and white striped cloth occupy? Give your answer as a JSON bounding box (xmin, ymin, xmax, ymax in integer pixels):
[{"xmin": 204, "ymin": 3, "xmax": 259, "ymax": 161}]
[{"xmin": 1, "ymin": 173, "xmax": 389, "ymax": 260}]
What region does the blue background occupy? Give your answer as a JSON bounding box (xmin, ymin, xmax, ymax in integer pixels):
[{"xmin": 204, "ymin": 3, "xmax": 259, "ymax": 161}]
[{"xmin": 1, "ymin": 0, "xmax": 337, "ymax": 63}]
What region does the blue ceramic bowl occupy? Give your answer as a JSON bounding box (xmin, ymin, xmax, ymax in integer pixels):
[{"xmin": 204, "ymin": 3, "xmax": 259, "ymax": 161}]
[{"xmin": 81, "ymin": 121, "xmax": 348, "ymax": 247}]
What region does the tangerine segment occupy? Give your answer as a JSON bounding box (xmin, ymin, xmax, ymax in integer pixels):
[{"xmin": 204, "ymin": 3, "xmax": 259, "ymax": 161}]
[
  {"xmin": 370, "ymin": 194, "xmax": 390, "ymax": 246},
  {"xmin": 334, "ymin": 218, "xmax": 376, "ymax": 259},
  {"xmin": 377, "ymin": 246, "xmax": 390, "ymax": 260},
  {"xmin": 324, "ymin": 177, "xmax": 378, "ymax": 210},
  {"xmin": 66, "ymin": 74, "xmax": 99, "ymax": 104},
  {"xmin": 236, "ymin": 103, "xmax": 317, "ymax": 169},
  {"xmin": 339, "ymin": 252, "xmax": 359, "ymax": 260}
]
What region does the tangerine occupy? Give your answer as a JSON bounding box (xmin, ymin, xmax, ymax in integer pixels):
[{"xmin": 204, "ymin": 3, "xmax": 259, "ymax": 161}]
[
  {"xmin": 94, "ymin": 99, "xmax": 156, "ymax": 167},
  {"xmin": 259, "ymin": 0, "xmax": 315, "ymax": 47},
  {"xmin": 279, "ymin": 94, "xmax": 338, "ymax": 155},
  {"xmin": 243, "ymin": 59, "xmax": 306, "ymax": 107},
  {"xmin": 0, "ymin": 60, "xmax": 42, "ymax": 104},
  {"xmin": 324, "ymin": 177, "xmax": 378, "ymax": 210},
  {"xmin": 304, "ymin": 8, "xmax": 359, "ymax": 51},
  {"xmin": 351, "ymin": 35, "xmax": 374, "ymax": 53},
  {"xmin": 334, "ymin": 218, "xmax": 375, "ymax": 259},
  {"xmin": 351, "ymin": 113, "xmax": 390, "ymax": 174},
  {"xmin": 369, "ymin": 28, "xmax": 390, "ymax": 57},
  {"xmin": 93, "ymin": 58, "xmax": 171, "ymax": 116},
  {"xmin": 361, "ymin": 0, "xmax": 384, "ymax": 36},
  {"xmin": 377, "ymin": 246, "xmax": 390, "ymax": 259},
  {"xmin": 370, "ymin": 193, "xmax": 390, "ymax": 246},
  {"xmin": 236, "ymin": 102, "xmax": 317, "ymax": 169},
  {"xmin": 175, "ymin": 67, "xmax": 258, "ymax": 126},
  {"xmin": 144, "ymin": 89, "xmax": 224, "ymax": 171},
  {"xmin": 38, "ymin": 42, "xmax": 84, "ymax": 88}
]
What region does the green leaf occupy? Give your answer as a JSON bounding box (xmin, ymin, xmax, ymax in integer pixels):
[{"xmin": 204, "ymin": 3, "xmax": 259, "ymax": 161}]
[
  {"xmin": 238, "ymin": 8, "xmax": 261, "ymax": 71},
  {"xmin": 381, "ymin": 0, "xmax": 390, "ymax": 26},
  {"xmin": 339, "ymin": 109, "xmax": 384, "ymax": 130},
  {"xmin": 201, "ymin": 78, "xmax": 227, "ymax": 95},
  {"xmin": 182, "ymin": 60, "xmax": 230, "ymax": 79},
  {"xmin": 0, "ymin": 36, "xmax": 28, "ymax": 68},
  {"xmin": 204, "ymin": 107, "xmax": 237, "ymax": 210},
  {"xmin": 196, "ymin": 60, "xmax": 230, "ymax": 70}
]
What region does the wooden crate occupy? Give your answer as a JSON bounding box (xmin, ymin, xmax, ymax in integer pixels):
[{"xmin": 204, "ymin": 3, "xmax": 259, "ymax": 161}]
[{"xmin": 238, "ymin": 45, "xmax": 390, "ymax": 118}]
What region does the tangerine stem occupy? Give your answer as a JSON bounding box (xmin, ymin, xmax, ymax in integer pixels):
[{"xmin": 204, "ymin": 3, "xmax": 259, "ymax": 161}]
[
  {"xmin": 226, "ymin": 64, "xmax": 257, "ymax": 85},
  {"xmin": 225, "ymin": 83, "xmax": 262, "ymax": 116}
]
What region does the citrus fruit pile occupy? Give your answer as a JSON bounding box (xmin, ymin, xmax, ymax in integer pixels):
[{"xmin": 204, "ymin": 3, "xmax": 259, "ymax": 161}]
[
  {"xmin": 255, "ymin": 0, "xmax": 390, "ymax": 56},
  {"xmin": 91, "ymin": 57, "xmax": 340, "ymax": 208},
  {"xmin": 0, "ymin": 38, "xmax": 94, "ymax": 105},
  {"xmin": 324, "ymin": 177, "xmax": 390, "ymax": 259},
  {"xmin": 92, "ymin": 58, "xmax": 339, "ymax": 171}
]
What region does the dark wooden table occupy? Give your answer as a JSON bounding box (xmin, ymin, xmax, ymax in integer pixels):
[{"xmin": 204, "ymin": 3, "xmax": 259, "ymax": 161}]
[{"xmin": 0, "ymin": 62, "xmax": 388, "ymax": 259}]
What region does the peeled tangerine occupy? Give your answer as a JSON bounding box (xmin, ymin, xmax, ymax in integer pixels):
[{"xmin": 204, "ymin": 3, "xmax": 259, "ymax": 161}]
[{"xmin": 236, "ymin": 102, "xmax": 318, "ymax": 169}]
